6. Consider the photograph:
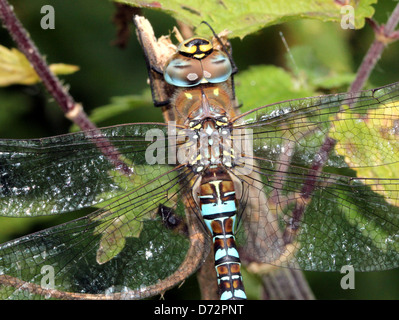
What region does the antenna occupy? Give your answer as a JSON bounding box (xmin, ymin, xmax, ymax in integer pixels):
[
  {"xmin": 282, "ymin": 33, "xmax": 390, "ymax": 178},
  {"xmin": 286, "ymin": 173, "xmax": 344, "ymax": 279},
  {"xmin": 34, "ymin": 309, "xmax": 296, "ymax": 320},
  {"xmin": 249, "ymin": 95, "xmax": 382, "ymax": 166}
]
[{"xmin": 197, "ymin": 21, "xmax": 238, "ymax": 74}]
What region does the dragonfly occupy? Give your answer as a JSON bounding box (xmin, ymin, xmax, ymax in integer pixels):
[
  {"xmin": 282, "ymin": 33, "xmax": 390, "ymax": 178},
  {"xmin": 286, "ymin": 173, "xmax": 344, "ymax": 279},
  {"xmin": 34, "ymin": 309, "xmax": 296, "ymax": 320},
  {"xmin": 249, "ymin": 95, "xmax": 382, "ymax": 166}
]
[{"xmin": 0, "ymin": 15, "xmax": 399, "ymax": 300}]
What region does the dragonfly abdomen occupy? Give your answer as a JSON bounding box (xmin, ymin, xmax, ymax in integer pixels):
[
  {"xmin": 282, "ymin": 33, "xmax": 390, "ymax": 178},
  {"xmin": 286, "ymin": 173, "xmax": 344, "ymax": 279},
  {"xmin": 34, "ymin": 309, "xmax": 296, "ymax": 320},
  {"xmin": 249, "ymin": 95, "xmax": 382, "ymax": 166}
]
[{"xmin": 199, "ymin": 168, "xmax": 246, "ymax": 300}]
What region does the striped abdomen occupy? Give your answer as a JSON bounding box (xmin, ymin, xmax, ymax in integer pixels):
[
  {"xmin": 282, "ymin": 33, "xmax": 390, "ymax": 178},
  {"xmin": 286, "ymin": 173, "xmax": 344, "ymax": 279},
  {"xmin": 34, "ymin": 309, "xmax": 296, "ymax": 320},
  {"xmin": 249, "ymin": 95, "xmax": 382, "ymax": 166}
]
[{"xmin": 198, "ymin": 167, "xmax": 246, "ymax": 300}]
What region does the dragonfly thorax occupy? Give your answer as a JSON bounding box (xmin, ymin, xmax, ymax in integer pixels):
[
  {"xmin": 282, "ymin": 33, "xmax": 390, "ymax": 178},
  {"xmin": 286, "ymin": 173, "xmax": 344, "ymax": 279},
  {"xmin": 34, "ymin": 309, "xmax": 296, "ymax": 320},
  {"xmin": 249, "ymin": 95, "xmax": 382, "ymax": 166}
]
[{"xmin": 180, "ymin": 117, "xmax": 234, "ymax": 173}]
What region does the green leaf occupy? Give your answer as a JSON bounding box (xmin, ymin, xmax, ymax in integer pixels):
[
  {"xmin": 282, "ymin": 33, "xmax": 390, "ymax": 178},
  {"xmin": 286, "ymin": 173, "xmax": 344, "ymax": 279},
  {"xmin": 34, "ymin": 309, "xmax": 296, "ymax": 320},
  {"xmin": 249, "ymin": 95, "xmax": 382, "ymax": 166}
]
[
  {"xmin": 91, "ymin": 165, "xmax": 179, "ymax": 264},
  {"xmin": 296, "ymin": 182, "xmax": 399, "ymax": 271},
  {"xmin": 116, "ymin": 0, "xmax": 377, "ymax": 38},
  {"xmin": 286, "ymin": 20, "xmax": 354, "ymax": 76},
  {"xmin": 289, "ymin": 46, "xmax": 355, "ymax": 89},
  {"xmin": 340, "ymin": 197, "xmax": 399, "ymax": 254},
  {"xmin": 79, "ymin": 93, "xmax": 154, "ymax": 124},
  {"xmin": 235, "ymin": 65, "xmax": 316, "ymax": 111},
  {"xmin": 240, "ymin": 267, "xmax": 262, "ymax": 300}
]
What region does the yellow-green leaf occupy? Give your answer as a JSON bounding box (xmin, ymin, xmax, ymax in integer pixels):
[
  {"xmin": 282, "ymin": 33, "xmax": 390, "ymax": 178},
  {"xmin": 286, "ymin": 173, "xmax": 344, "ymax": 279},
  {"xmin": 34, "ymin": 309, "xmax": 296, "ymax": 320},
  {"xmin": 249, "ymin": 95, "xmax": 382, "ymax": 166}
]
[
  {"xmin": 329, "ymin": 103, "xmax": 399, "ymax": 206},
  {"xmin": 48, "ymin": 63, "xmax": 79, "ymax": 75},
  {"xmin": 0, "ymin": 45, "xmax": 79, "ymax": 86},
  {"xmin": 0, "ymin": 45, "xmax": 38, "ymax": 86}
]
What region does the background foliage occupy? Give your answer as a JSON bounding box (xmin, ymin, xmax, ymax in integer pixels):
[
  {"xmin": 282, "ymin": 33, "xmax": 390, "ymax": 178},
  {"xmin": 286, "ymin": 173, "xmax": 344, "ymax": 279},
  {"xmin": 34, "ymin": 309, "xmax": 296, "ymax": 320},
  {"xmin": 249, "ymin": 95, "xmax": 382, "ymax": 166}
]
[{"xmin": 0, "ymin": 0, "xmax": 399, "ymax": 299}]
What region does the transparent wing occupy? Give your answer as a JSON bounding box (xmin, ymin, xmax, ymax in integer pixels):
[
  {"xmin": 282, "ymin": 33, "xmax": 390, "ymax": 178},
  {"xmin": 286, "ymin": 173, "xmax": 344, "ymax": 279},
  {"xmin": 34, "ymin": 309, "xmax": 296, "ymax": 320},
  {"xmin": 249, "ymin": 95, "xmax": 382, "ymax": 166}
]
[
  {"xmin": 0, "ymin": 122, "xmax": 211, "ymax": 299},
  {"xmin": 0, "ymin": 123, "xmax": 171, "ymax": 217},
  {"xmin": 0, "ymin": 164, "xmax": 207, "ymax": 299},
  {"xmin": 233, "ymin": 82, "xmax": 399, "ymax": 272}
]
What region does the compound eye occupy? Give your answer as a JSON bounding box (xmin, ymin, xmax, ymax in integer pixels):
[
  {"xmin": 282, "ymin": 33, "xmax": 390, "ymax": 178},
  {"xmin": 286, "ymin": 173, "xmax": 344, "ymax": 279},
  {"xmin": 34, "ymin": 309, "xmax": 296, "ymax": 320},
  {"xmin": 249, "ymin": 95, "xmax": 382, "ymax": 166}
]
[
  {"xmin": 201, "ymin": 51, "xmax": 232, "ymax": 84},
  {"xmin": 164, "ymin": 55, "xmax": 203, "ymax": 87}
]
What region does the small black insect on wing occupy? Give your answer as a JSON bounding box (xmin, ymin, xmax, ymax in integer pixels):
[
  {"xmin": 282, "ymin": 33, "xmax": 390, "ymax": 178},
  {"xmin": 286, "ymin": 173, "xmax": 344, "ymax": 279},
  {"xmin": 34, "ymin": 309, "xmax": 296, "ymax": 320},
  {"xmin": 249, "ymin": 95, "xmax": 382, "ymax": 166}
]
[{"xmin": 157, "ymin": 204, "xmax": 189, "ymax": 237}]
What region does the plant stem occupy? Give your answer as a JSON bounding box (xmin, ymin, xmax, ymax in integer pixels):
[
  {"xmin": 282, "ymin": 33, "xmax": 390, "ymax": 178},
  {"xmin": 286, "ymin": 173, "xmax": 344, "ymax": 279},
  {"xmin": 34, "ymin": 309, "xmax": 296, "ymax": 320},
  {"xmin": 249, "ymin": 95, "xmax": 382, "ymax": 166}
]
[
  {"xmin": 349, "ymin": 3, "xmax": 399, "ymax": 93},
  {"xmin": 0, "ymin": 0, "xmax": 75, "ymax": 115},
  {"xmin": 0, "ymin": 0, "xmax": 130, "ymax": 174}
]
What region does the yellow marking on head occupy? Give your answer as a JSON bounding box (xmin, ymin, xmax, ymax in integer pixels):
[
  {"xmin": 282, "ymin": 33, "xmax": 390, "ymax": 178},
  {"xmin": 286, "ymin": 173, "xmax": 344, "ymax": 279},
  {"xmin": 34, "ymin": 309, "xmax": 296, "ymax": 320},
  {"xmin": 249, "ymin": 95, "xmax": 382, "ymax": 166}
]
[
  {"xmin": 183, "ymin": 44, "xmax": 197, "ymax": 54},
  {"xmin": 199, "ymin": 43, "xmax": 212, "ymax": 53},
  {"xmin": 193, "ymin": 53, "xmax": 205, "ymax": 59},
  {"xmin": 184, "ymin": 92, "xmax": 193, "ymax": 100},
  {"xmin": 213, "ymin": 88, "xmax": 219, "ymax": 96}
]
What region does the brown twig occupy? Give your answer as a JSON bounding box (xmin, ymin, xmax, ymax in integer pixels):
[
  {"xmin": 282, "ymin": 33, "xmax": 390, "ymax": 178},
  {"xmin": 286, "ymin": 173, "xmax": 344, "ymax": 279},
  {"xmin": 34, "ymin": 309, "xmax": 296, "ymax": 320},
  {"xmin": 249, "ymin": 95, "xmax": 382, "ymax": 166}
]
[
  {"xmin": 349, "ymin": 3, "xmax": 399, "ymax": 93},
  {"xmin": 0, "ymin": 0, "xmax": 76, "ymax": 118},
  {"xmin": 0, "ymin": 0, "xmax": 130, "ymax": 174}
]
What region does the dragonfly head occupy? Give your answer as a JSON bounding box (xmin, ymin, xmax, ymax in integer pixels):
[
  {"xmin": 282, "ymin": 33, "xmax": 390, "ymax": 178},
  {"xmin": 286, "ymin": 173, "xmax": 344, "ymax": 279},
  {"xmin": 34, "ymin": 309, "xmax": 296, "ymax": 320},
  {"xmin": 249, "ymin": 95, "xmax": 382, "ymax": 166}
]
[
  {"xmin": 164, "ymin": 37, "xmax": 232, "ymax": 87},
  {"xmin": 178, "ymin": 37, "xmax": 213, "ymax": 60}
]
